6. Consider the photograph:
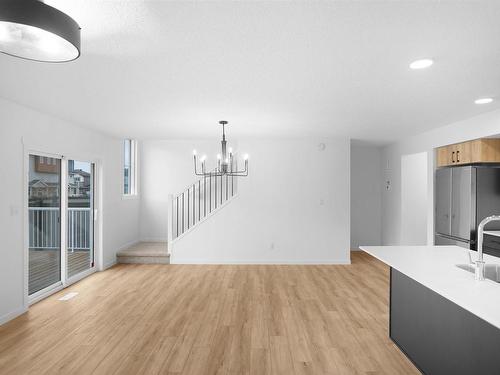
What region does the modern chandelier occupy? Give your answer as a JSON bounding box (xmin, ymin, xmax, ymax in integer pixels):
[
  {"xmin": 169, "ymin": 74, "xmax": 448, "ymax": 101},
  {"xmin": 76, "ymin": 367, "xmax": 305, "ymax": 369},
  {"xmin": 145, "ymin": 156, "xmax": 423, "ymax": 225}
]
[
  {"xmin": 0, "ymin": 1, "xmax": 81, "ymax": 62},
  {"xmin": 193, "ymin": 121, "xmax": 249, "ymax": 177}
]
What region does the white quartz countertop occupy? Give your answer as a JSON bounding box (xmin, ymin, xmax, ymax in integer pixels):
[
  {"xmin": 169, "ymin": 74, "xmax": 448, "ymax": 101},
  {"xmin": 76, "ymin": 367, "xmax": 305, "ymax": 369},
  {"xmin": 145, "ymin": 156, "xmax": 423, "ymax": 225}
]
[
  {"xmin": 484, "ymin": 231, "xmax": 500, "ymax": 238},
  {"xmin": 360, "ymin": 245, "xmax": 500, "ymax": 329}
]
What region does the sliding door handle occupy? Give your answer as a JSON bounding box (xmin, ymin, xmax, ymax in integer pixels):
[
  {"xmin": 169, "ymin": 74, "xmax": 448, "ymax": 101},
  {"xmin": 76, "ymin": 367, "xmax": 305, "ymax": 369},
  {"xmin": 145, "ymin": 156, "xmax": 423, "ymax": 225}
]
[
  {"xmin": 456, "ymin": 150, "xmax": 460, "ymax": 162},
  {"xmin": 452, "ymin": 151, "xmax": 455, "ymax": 163}
]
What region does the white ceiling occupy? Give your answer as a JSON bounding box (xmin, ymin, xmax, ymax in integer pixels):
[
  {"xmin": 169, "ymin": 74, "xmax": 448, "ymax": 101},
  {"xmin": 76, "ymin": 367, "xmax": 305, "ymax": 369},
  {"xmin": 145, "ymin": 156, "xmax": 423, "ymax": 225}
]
[{"xmin": 1, "ymin": 1, "xmax": 500, "ymax": 144}]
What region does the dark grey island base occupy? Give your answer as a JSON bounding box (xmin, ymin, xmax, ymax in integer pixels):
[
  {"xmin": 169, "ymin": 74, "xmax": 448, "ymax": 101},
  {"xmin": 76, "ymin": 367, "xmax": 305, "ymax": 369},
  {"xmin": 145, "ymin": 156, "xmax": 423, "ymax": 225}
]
[{"xmin": 390, "ymin": 268, "xmax": 500, "ymax": 375}]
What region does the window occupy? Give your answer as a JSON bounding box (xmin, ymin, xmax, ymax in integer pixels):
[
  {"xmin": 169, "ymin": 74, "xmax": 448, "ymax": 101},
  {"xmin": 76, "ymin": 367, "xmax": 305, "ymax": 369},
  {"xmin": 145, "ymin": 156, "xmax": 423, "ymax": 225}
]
[{"xmin": 123, "ymin": 139, "xmax": 137, "ymax": 196}]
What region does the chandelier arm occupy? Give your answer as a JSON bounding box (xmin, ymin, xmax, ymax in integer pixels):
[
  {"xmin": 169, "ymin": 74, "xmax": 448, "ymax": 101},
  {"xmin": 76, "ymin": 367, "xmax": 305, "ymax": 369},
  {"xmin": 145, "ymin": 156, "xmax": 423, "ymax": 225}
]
[
  {"xmin": 194, "ymin": 155, "xmax": 205, "ymax": 176},
  {"xmin": 226, "ymin": 170, "xmax": 248, "ymax": 176},
  {"xmin": 228, "ymin": 160, "xmax": 248, "ymax": 175},
  {"xmin": 199, "ymin": 171, "xmax": 225, "ymax": 177},
  {"xmin": 197, "ymin": 166, "xmax": 247, "ymax": 177},
  {"xmin": 227, "ymin": 172, "xmax": 248, "ymax": 177}
]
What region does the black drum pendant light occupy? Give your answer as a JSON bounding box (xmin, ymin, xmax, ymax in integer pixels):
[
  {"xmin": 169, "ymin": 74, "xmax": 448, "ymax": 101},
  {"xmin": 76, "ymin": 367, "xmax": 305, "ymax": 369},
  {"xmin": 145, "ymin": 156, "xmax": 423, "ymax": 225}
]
[{"xmin": 0, "ymin": 0, "xmax": 81, "ymax": 62}]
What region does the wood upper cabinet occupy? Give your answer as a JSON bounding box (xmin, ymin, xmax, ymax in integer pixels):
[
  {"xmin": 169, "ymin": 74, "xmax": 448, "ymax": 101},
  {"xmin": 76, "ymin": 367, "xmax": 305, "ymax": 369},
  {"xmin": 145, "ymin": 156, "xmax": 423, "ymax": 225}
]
[
  {"xmin": 436, "ymin": 139, "xmax": 500, "ymax": 167},
  {"xmin": 436, "ymin": 146, "xmax": 451, "ymax": 167},
  {"xmin": 455, "ymin": 141, "xmax": 471, "ymax": 165},
  {"xmin": 436, "ymin": 142, "xmax": 469, "ymax": 166}
]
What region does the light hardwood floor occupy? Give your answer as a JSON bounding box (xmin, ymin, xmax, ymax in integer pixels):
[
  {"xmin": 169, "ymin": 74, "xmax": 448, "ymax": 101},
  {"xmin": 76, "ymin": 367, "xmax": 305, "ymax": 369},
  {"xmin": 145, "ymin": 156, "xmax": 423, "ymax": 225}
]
[{"xmin": 0, "ymin": 252, "xmax": 418, "ymax": 375}]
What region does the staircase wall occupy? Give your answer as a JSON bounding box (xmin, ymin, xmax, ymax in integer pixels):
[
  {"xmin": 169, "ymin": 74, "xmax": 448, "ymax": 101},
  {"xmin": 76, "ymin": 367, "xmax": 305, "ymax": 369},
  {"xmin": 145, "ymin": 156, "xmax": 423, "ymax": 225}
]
[
  {"xmin": 169, "ymin": 138, "xmax": 351, "ymax": 264},
  {"xmin": 139, "ymin": 139, "xmax": 231, "ymax": 242}
]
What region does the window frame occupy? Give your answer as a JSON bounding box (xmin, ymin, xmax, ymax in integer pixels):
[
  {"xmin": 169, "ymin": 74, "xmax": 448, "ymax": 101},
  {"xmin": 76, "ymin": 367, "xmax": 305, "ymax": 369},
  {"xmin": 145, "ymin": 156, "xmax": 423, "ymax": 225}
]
[{"xmin": 123, "ymin": 139, "xmax": 138, "ymax": 198}]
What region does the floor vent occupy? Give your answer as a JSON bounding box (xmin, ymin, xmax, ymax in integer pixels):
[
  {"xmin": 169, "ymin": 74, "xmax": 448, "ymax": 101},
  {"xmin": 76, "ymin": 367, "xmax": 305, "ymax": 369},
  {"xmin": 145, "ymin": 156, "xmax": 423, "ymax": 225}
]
[{"xmin": 58, "ymin": 292, "xmax": 78, "ymax": 301}]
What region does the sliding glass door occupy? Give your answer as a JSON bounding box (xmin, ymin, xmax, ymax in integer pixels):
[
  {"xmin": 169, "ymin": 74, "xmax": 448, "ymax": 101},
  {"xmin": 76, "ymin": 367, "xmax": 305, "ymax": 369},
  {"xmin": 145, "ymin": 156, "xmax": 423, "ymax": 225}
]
[
  {"xmin": 28, "ymin": 154, "xmax": 96, "ymax": 298},
  {"xmin": 28, "ymin": 155, "xmax": 62, "ymax": 295},
  {"xmin": 67, "ymin": 160, "xmax": 94, "ymax": 279}
]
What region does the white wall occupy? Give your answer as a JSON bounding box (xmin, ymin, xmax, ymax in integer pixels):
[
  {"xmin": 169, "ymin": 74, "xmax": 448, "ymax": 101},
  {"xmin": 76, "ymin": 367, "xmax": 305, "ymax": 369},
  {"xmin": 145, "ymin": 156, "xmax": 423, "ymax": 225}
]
[
  {"xmin": 350, "ymin": 141, "xmax": 382, "ymax": 250},
  {"xmin": 400, "ymin": 152, "xmax": 428, "ymax": 245},
  {"xmin": 382, "ymin": 108, "xmax": 500, "ymax": 245},
  {"xmin": 141, "ymin": 138, "xmax": 351, "ymax": 264},
  {"xmin": 0, "ymin": 98, "xmax": 140, "ymax": 324}
]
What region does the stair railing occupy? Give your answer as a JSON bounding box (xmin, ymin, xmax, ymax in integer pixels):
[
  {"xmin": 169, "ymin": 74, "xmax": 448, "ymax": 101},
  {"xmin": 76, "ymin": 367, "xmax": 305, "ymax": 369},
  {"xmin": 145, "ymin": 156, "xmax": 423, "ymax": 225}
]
[{"xmin": 169, "ymin": 168, "xmax": 238, "ymax": 242}]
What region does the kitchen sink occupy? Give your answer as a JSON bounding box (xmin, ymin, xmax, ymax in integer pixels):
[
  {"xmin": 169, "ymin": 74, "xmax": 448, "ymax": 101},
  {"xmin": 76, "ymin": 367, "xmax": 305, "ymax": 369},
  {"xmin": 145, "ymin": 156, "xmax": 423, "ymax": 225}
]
[{"xmin": 456, "ymin": 263, "xmax": 500, "ymax": 283}]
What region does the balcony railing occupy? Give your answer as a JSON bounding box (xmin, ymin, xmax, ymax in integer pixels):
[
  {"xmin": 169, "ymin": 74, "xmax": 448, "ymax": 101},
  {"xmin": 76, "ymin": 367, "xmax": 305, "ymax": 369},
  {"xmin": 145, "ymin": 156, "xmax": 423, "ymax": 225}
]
[{"xmin": 28, "ymin": 207, "xmax": 92, "ymax": 250}]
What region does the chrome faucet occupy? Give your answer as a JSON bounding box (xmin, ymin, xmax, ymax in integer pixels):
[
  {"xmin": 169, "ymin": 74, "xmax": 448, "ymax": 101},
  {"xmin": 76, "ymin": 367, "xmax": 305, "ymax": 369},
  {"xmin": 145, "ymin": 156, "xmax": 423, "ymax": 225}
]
[{"xmin": 476, "ymin": 215, "xmax": 500, "ymax": 281}]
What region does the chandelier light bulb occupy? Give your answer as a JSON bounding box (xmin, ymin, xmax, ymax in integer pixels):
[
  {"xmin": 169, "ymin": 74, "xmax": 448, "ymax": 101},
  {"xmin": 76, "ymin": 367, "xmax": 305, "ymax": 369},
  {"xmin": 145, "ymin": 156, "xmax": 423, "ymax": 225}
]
[
  {"xmin": 475, "ymin": 97, "xmax": 494, "ymax": 104},
  {"xmin": 217, "ymin": 154, "xmax": 221, "ymax": 160},
  {"xmin": 228, "ymin": 147, "xmax": 233, "ymax": 154},
  {"xmin": 243, "ymin": 154, "xmax": 249, "ymax": 160},
  {"xmin": 409, "ymin": 59, "xmax": 434, "ymax": 70},
  {"xmin": 193, "ymin": 149, "xmax": 197, "ymax": 155},
  {"xmin": 201, "ymin": 155, "xmax": 206, "ymax": 162}
]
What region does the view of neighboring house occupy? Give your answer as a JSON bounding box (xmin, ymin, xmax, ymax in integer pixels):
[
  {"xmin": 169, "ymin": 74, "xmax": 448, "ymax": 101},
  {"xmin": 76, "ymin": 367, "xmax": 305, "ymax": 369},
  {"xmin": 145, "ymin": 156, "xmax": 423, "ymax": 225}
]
[
  {"xmin": 68, "ymin": 166, "xmax": 91, "ymax": 200},
  {"xmin": 28, "ymin": 156, "xmax": 60, "ymax": 207}
]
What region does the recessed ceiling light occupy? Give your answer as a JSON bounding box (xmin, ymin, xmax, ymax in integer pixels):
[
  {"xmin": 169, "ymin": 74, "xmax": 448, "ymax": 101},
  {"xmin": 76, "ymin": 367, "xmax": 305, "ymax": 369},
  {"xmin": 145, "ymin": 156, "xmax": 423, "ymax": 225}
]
[
  {"xmin": 409, "ymin": 59, "xmax": 434, "ymax": 70},
  {"xmin": 474, "ymin": 98, "xmax": 494, "ymax": 105},
  {"xmin": 0, "ymin": 1, "xmax": 80, "ymax": 63}
]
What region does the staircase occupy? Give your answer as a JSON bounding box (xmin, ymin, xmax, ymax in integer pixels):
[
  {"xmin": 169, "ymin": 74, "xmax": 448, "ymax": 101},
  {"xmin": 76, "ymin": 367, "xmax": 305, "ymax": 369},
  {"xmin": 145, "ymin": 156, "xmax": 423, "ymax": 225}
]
[
  {"xmin": 168, "ymin": 169, "xmax": 238, "ymax": 242},
  {"xmin": 116, "ymin": 172, "xmax": 237, "ymax": 265},
  {"xmin": 117, "ymin": 242, "xmax": 170, "ymax": 264}
]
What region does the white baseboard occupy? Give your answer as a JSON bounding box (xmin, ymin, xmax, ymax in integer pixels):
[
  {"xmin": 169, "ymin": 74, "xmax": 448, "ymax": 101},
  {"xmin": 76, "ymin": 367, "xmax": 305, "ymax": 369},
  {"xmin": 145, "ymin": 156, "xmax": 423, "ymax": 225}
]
[
  {"xmin": 0, "ymin": 306, "xmax": 28, "ymax": 326},
  {"xmin": 170, "ymin": 258, "xmax": 351, "ymax": 265},
  {"xmin": 103, "ymin": 259, "xmax": 117, "ymax": 270}
]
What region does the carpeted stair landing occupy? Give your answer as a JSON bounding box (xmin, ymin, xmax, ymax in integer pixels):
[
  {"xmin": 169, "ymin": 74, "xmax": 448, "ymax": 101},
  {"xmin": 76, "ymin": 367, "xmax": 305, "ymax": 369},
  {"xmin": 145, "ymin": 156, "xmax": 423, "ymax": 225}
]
[{"xmin": 117, "ymin": 242, "xmax": 170, "ymax": 264}]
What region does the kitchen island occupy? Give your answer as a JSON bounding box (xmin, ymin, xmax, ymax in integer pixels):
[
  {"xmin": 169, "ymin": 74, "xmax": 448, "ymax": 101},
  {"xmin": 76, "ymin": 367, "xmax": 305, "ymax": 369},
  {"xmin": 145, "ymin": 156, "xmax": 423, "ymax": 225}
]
[{"xmin": 361, "ymin": 245, "xmax": 500, "ymax": 375}]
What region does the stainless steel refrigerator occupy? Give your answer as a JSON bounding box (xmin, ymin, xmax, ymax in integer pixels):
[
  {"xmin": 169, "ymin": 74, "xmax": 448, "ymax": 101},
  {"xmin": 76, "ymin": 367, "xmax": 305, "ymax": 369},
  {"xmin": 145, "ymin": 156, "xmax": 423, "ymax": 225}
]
[{"xmin": 435, "ymin": 166, "xmax": 500, "ymax": 249}]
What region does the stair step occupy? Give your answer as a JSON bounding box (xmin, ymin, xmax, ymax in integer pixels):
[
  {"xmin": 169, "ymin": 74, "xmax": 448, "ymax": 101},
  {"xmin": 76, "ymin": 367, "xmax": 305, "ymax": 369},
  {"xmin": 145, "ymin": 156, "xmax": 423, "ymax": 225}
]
[{"xmin": 117, "ymin": 242, "xmax": 170, "ymax": 264}]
